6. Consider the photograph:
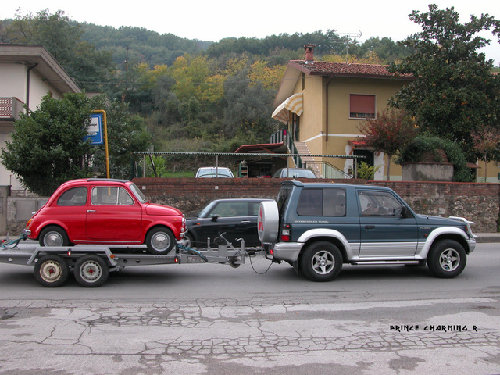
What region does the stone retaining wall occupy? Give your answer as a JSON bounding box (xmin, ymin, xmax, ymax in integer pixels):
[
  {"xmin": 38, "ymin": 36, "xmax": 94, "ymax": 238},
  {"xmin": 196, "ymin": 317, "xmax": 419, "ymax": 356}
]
[
  {"xmin": 134, "ymin": 178, "xmax": 500, "ymax": 233},
  {"xmin": 3, "ymin": 178, "xmax": 498, "ymax": 235}
]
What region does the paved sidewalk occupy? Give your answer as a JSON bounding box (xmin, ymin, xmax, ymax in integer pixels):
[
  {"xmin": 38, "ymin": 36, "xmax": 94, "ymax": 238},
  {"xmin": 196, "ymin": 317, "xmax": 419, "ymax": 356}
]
[{"xmin": 476, "ymin": 233, "xmax": 500, "ymax": 243}]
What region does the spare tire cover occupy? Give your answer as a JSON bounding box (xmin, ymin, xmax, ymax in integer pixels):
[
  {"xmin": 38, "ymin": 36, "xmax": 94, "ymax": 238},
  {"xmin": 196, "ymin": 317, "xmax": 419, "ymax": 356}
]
[{"xmin": 258, "ymin": 201, "xmax": 279, "ymax": 243}]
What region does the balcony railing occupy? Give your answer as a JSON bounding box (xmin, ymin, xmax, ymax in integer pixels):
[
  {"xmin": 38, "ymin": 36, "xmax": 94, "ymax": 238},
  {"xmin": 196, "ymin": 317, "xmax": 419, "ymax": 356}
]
[
  {"xmin": 0, "ymin": 97, "xmax": 24, "ymax": 120},
  {"xmin": 269, "ymin": 128, "xmax": 287, "ymax": 144}
]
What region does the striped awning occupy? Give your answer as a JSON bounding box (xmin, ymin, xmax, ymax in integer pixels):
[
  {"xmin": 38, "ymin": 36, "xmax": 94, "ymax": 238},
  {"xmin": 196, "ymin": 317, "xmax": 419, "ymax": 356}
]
[{"xmin": 272, "ymin": 93, "xmax": 303, "ymax": 124}]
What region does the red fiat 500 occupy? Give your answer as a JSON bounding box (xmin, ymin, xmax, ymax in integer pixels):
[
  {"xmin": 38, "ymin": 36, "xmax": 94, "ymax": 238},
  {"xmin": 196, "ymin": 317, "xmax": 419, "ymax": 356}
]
[{"xmin": 25, "ymin": 179, "xmax": 185, "ymax": 254}]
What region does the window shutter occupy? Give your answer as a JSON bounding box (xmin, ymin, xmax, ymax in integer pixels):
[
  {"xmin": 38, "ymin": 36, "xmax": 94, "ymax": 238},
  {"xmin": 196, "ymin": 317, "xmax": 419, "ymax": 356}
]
[{"xmin": 350, "ymin": 95, "xmax": 375, "ymax": 118}]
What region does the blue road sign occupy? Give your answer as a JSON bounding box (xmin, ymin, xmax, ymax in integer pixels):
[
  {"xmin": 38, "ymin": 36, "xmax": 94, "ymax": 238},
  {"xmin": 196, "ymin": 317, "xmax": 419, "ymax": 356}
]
[{"xmin": 85, "ymin": 113, "xmax": 104, "ymax": 145}]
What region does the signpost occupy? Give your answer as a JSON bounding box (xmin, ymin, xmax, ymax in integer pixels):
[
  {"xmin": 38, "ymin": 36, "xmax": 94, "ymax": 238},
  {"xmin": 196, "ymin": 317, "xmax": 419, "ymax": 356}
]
[{"xmin": 86, "ymin": 110, "xmax": 110, "ymax": 178}]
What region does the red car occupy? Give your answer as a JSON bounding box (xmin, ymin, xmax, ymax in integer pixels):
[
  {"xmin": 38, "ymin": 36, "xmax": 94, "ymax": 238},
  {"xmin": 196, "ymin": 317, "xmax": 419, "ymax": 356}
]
[{"xmin": 25, "ymin": 179, "xmax": 185, "ymax": 254}]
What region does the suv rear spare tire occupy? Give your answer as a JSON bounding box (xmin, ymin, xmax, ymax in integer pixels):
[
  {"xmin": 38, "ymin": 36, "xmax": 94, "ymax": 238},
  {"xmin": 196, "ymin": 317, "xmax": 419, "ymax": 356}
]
[{"xmin": 258, "ymin": 201, "xmax": 279, "ymax": 244}]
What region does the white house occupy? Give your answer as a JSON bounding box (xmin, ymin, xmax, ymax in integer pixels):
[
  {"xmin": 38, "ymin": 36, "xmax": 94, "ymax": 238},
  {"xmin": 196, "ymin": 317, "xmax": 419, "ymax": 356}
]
[{"xmin": 0, "ymin": 45, "xmax": 80, "ymax": 191}]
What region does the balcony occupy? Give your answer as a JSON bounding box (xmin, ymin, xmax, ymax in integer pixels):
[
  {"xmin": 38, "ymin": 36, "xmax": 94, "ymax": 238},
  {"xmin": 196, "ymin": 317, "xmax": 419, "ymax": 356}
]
[{"xmin": 0, "ymin": 97, "xmax": 24, "ymax": 121}]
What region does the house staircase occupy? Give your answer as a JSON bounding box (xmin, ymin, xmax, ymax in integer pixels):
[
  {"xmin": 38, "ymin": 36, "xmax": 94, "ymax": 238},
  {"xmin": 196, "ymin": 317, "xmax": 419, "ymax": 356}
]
[{"xmin": 292, "ymin": 141, "xmax": 322, "ymax": 177}]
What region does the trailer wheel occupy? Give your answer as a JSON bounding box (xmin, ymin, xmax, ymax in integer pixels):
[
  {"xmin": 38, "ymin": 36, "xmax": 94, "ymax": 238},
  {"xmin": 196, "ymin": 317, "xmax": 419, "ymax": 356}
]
[
  {"xmin": 34, "ymin": 255, "xmax": 69, "ymax": 287},
  {"xmin": 145, "ymin": 227, "xmax": 176, "ymax": 254},
  {"xmin": 39, "ymin": 226, "xmax": 70, "ymax": 247},
  {"xmin": 74, "ymin": 255, "xmax": 109, "ymax": 287}
]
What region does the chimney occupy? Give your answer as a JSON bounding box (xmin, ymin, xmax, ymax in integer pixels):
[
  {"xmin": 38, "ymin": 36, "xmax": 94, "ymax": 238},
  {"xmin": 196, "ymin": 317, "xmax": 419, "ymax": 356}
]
[{"xmin": 304, "ymin": 44, "xmax": 316, "ymax": 64}]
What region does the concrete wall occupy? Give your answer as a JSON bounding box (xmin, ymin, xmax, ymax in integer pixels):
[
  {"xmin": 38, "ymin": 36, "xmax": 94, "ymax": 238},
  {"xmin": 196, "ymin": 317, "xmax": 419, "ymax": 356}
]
[
  {"xmin": 0, "ymin": 64, "xmax": 26, "ymax": 101},
  {"xmin": 402, "ymin": 163, "xmax": 454, "ymax": 181},
  {"xmin": 3, "ymin": 178, "xmax": 497, "ymax": 236}
]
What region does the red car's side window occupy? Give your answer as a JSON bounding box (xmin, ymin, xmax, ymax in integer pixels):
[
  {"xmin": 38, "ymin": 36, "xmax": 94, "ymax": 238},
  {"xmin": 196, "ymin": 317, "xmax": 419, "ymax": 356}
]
[
  {"xmin": 57, "ymin": 187, "xmax": 87, "ymax": 206},
  {"xmin": 91, "ymin": 186, "xmax": 135, "ymax": 205}
]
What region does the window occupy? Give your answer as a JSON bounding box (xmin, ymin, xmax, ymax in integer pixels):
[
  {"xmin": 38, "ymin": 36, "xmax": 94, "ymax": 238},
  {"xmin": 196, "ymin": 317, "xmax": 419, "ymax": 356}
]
[
  {"xmin": 323, "ymin": 188, "xmax": 346, "ymax": 216},
  {"xmin": 210, "ymin": 202, "xmax": 248, "ymax": 217},
  {"xmin": 358, "ymin": 190, "xmax": 403, "ymax": 217},
  {"xmin": 350, "ymin": 94, "xmax": 375, "ymax": 119},
  {"xmin": 297, "ymin": 189, "xmax": 322, "ymax": 216},
  {"xmin": 297, "ymin": 188, "xmax": 346, "ymax": 217},
  {"xmin": 249, "ymin": 202, "xmax": 261, "ymax": 216},
  {"xmin": 57, "ymin": 187, "xmax": 87, "ymax": 206},
  {"xmin": 91, "ymin": 187, "xmax": 134, "ymax": 205}
]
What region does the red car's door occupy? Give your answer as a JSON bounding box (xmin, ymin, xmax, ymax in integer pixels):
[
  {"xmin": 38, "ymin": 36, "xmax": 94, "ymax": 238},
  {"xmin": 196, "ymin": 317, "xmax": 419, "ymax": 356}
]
[
  {"xmin": 85, "ymin": 185, "xmax": 143, "ymax": 243},
  {"xmin": 49, "ymin": 186, "xmax": 89, "ymax": 242}
]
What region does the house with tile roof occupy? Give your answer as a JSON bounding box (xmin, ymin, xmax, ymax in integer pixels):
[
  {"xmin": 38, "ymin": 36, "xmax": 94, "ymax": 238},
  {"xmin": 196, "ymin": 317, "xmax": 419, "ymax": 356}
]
[
  {"xmin": 0, "ymin": 45, "xmax": 80, "ymax": 190},
  {"xmin": 271, "ymin": 45, "xmax": 412, "ymax": 180}
]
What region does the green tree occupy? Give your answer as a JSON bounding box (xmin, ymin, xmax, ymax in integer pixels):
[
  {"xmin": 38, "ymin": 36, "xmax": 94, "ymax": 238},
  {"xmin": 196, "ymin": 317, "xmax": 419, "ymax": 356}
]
[
  {"xmin": 222, "ymin": 69, "xmax": 275, "ymax": 141},
  {"xmin": 1, "ymin": 94, "xmax": 151, "ymax": 195},
  {"xmin": 1, "ymin": 93, "xmax": 93, "ymax": 195},
  {"xmin": 358, "ymin": 109, "xmax": 417, "ymax": 180},
  {"xmin": 89, "ymin": 97, "xmax": 152, "ymax": 179},
  {"xmin": 389, "ymin": 5, "xmax": 500, "ymax": 159},
  {"xmin": 398, "ymin": 135, "xmax": 473, "ymax": 182},
  {"xmin": 2, "ymin": 9, "xmax": 114, "ymax": 92},
  {"xmin": 471, "ymin": 126, "xmax": 500, "ymax": 181}
]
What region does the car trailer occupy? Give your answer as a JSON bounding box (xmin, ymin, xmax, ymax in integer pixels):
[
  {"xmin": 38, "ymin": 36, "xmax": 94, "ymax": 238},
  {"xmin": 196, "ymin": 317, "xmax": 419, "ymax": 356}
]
[{"xmin": 0, "ymin": 237, "xmax": 250, "ymax": 287}]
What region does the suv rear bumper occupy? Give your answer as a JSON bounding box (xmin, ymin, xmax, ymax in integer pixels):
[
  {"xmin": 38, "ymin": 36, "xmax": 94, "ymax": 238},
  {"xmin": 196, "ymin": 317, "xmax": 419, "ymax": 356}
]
[{"xmin": 272, "ymin": 242, "xmax": 303, "ymax": 263}]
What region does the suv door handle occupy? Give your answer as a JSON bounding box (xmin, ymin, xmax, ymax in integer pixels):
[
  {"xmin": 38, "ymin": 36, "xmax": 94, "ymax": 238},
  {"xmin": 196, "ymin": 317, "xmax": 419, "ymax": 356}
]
[
  {"xmin": 365, "ymin": 225, "xmax": 375, "ymax": 229},
  {"xmin": 87, "ymin": 209, "xmax": 96, "ymax": 213},
  {"xmin": 241, "ymin": 220, "xmax": 251, "ymax": 223}
]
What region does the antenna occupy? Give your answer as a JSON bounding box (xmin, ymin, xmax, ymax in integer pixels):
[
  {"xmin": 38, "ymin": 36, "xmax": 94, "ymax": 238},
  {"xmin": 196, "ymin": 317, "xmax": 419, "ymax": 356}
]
[{"xmin": 337, "ymin": 31, "xmax": 362, "ymax": 63}]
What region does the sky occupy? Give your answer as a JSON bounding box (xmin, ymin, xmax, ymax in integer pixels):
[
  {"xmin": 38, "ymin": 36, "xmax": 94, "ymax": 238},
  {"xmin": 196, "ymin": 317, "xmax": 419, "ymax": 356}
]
[{"xmin": 3, "ymin": 0, "xmax": 500, "ymax": 63}]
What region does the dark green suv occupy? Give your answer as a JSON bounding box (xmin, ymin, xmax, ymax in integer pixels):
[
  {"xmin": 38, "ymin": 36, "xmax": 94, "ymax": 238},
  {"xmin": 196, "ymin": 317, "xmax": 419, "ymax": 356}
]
[{"xmin": 258, "ymin": 181, "xmax": 476, "ymax": 281}]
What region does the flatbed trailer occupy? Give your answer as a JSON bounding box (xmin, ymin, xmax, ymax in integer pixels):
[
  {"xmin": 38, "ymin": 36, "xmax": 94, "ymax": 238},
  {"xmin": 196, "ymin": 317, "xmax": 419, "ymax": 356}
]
[{"xmin": 0, "ymin": 240, "xmax": 250, "ymax": 287}]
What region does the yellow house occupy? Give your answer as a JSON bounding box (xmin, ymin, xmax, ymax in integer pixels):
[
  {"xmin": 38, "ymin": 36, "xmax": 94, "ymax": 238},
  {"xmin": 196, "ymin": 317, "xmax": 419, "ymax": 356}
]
[
  {"xmin": 272, "ymin": 47, "xmax": 500, "ymax": 183},
  {"xmin": 272, "ymin": 48, "xmax": 411, "ymax": 180}
]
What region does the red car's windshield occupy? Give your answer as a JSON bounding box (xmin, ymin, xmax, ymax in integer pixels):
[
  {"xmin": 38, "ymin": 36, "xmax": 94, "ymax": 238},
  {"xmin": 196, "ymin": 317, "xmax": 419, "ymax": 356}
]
[{"xmin": 128, "ymin": 183, "xmax": 147, "ymax": 203}]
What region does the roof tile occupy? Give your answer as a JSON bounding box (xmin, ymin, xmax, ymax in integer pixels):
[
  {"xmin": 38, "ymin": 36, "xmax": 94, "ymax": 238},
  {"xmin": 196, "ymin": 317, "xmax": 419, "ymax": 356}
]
[{"xmin": 288, "ymin": 60, "xmax": 412, "ymax": 79}]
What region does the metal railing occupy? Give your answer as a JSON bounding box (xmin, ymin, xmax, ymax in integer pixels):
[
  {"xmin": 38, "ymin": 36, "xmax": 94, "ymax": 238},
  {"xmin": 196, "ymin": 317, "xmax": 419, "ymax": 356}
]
[
  {"xmin": 270, "ymin": 129, "xmax": 304, "ymax": 168},
  {"xmin": 0, "ymin": 97, "xmax": 24, "ymax": 120},
  {"xmin": 304, "ymin": 160, "xmax": 353, "ymax": 179},
  {"xmin": 269, "ymin": 129, "xmax": 287, "ymax": 144},
  {"xmin": 287, "ymin": 136, "xmax": 303, "ymax": 168}
]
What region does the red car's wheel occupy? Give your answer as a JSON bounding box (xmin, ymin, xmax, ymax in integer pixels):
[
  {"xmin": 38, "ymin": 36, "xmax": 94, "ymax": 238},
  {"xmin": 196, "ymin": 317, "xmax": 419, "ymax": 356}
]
[{"xmin": 146, "ymin": 227, "xmax": 176, "ymax": 255}]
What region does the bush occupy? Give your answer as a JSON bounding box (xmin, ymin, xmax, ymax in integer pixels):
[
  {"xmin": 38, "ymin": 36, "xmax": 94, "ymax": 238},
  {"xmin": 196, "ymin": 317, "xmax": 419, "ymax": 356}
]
[
  {"xmin": 397, "ymin": 135, "xmax": 473, "ymax": 182},
  {"xmin": 357, "ymin": 162, "xmax": 379, "ymax": 180}
]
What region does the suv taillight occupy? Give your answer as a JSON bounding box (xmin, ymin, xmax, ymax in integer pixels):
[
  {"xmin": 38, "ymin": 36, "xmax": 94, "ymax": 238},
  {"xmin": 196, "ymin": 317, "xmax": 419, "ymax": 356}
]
[{"xmin": 280, "ymin": 223, "xmax": 291, "ymax": 242}]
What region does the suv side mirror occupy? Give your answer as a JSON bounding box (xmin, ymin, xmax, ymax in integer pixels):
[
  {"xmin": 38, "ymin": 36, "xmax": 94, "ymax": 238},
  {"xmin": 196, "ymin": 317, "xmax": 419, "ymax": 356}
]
[
  {"xmin": 394, "ymin": 206, "xmax": 412, "ymax": 218},
  {"xmin": 401, "ymin": 206, "xmax": 412, "ymax": 218},
  {"xmin": 211, "ymin": 215, "xmax": 219, "ymax": 222}
]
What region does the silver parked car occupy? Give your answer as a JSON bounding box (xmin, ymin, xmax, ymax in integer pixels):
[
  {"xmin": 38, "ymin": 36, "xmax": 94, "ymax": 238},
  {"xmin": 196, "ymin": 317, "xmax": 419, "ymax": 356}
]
[
  {"xmin": 272, "ymin": 168, "xmax": 316, "ymax": 178},
  {"xmin": 195, "ymin": 167, "xmax": 234, "ymax": 178}
]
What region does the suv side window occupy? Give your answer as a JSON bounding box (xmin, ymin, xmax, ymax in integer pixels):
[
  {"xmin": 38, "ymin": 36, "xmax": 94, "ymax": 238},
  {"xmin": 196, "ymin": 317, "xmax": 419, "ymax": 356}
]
[
  {"xmin": 57, "ymin": 187, "xmax": 87, "ymax": 206},
  {"xmin": 297, "ymin": 188, "xmax": 346, "ymax": 217},
  {"xmin": 358, "ymin": 190, "xmax": 403, "ymax": 217},
  {"xmin": 323, "ymin": 188, "xmax": 346, "ymax": 216}
]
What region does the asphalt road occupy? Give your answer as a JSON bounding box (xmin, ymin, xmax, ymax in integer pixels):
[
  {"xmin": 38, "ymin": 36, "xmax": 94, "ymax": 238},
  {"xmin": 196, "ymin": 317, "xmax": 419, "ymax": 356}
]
[{"xmin": 0, "ymin": 243, "xmax": 499, "ymax": 374}]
